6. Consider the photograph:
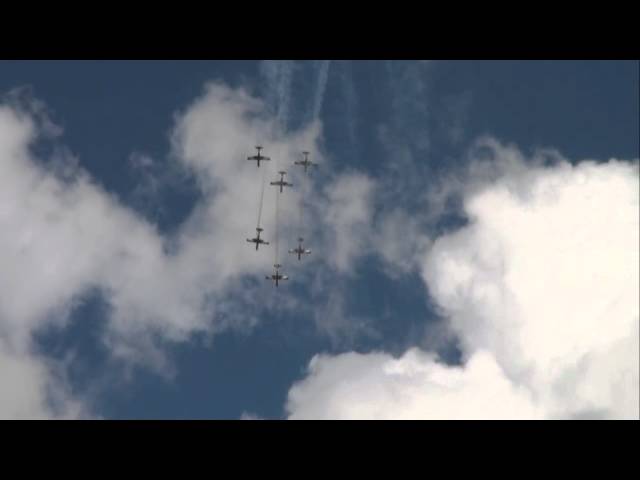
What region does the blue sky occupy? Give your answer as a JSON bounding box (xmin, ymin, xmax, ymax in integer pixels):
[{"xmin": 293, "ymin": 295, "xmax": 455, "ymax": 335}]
[{"xmin": 0, "ymin": 60, "xmax": 637, "ymax": 419}]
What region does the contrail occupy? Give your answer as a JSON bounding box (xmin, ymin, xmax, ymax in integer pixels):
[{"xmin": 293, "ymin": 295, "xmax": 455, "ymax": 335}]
[
  {"xmin": 298, "ymin": 168, "xmax": 307, "ymax": 239},
  {"xmin": 261, "ymin": 60, "xmax": 330, "ymax": 129},
  {"xmin": 260, "ymin": 60, "xmax": 294, "ymax": 130},
  {"xmin": 340, "ymin": 61, "xmax": 360, "ymax": 160},
  {"xmin": 274, "ymin": 183, "xmax": 280, "ymax": 265},
  {"xmin": 256, "ymin": 163, "xmax": 267, "ymax": 229},
  {"xmin": 311, "ymin": 60, "xmax": 331, "ymax": 121}
]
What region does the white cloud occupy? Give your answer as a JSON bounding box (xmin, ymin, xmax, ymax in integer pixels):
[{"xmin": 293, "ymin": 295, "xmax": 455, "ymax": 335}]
[
  {"xmin": 239, "ymin": 411, "xmax": 264, "ymax": 420},
  {"xmin": 319, "ymin": 173, "xmax": 376, "ymax": 273},
  {"xmin": 0, "ymin": 340, "xmax": 87, "ymax": 419},
  {"xmin": 0, "ymin": 105, "xmax": 172, "ymax": 347},
  {"xmin": 286, "ymin": 140, "xmax": 639, "ymax": 419},
  {"xmin": 372, "ymin": 208, "xmax": 431, "ymax": 276},
  {"xmin": 423, "ymin": 147, "xmax": 639, "ymax": 419},
  {"xmin": 0, "ymin": 343, "xmax": 58, "ymax": 419},
  {"xmin": 287, "ymin": 349, "xmax": 542, "ymax": 420}
]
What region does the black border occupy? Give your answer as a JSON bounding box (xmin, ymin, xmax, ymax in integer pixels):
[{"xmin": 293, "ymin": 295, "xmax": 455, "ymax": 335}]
[
  {"xmin": 1, "ymin": 7, "xmax": 638, "ymax": 59},
  {"xmin": 0, "ymin": 9, "xmax": 637, "ymax": 469},
  {"xmin": 1, "ymin": 419, "xmax": 637, "ymax": 476}
]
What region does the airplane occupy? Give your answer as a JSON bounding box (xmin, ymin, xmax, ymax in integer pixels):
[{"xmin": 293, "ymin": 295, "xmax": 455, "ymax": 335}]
[
  {"xmin": 247, "ymin": 146, "xmax": 270, "ymax": 167},
  {"xmin": 270, "ymin": 171, "xmax": 293, "ymax": 193},
  {"xmin": 294, "ymin": 151, "xmax": 318, "ymax": 173},
  {"xmin": 246, "ymin": 227, "xmax": 269, "ymax": 251},
  {"xmin": 288, "ymin": 237, "xmax": 312, "ymax": 260},
  {"xmin": 266, "ymin": 264, "xmax": 289, "ymax": 287}
]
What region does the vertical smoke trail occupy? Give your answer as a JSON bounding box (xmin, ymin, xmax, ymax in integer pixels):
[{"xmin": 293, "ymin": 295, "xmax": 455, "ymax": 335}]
[
  {"xmin": 385, "ymin": 60, "xmax": 430, "ymax": 151},
  {"xmin": 340, "ymin": 60, "xmax": 360, "ymax": 163},
  {"xmin": 260, "ymin": 60, "xmax": 294, "ymax": 175},
  {"xmin": 260, "ymin": 60, "xmax": 294, "ymax": 130},
  {"xmin": 298, "ymin": 171, "xmax": 305, "ymax": 239},
  {"xmin": 256, "ymin": 164, "xmax": 267, "ymax": 228},
  {"xmin": 260, "ymin": 60, "xmax": 293, "ymax": 264},
  {"xmin": 310, "ymin": 60, "xmax": 331, "ymax": 122},
  {"xmin": 274, "ymin": 186, "xmax": 280, "ymax": 265},
  {"xmin": 259, "ymin": 60, "xmax": 332, "ymax": 265}
]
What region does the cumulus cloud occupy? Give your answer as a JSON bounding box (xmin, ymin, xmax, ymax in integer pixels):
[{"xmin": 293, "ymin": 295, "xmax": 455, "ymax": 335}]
[
  {"xmin": 286, "ymin": 140, "xmax": 639, "ymax": 419},
  {"xmin": 287, "ymin": 349, "xmax": 542, "ymax": 420}
]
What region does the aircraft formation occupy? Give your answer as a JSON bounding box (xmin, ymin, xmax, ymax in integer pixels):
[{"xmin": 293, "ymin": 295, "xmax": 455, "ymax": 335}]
[{"xmin": 246, "ymin": 146, "xmax": 318, "ymax": 287}]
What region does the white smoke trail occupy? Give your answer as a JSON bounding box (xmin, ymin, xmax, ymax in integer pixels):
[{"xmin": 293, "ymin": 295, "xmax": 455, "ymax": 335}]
[
  {"xmin": 340, "ymin": 61, "xmax": 360, "ymax": 159},
  {"xmin": 298, "ymin": 167, "xmax": 306, "ymax": 239},
  {"xmin": 274, "ymin": 184, "xmax": 280, "ymax": 265},
  {"xmin": 260, "ymin": 60, "xmax": 294, "ymax": 131},
  {"xmin": 311, "ymin": 60, "xmax": 331, "ymax": 121},
  {"xmin": 256, "ymin": 163, "xmax": 267, "ymax": 229}
]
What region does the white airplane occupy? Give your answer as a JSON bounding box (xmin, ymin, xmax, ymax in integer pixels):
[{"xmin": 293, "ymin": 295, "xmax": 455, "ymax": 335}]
[
  {"xmin": 289, "ymin": 237, "xmax": 311, "ymax": 261},
  {"xmin": 266, "ymin": 264, "xmax": 289, "ymax": 287},
  {"xmin": 247, "ymin": 146, "xmax": 270, "ymax": 167},
  {"xmin": 270, "ymin": 171, "xmax": 293, "ymax": 193},
  {"xmin": 246, "ymin": 227, "xmax": 269, "ymax": 251},
  {"xmin": 294, "ymin": 151, "xmax": 318, "ymax": 173}
]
